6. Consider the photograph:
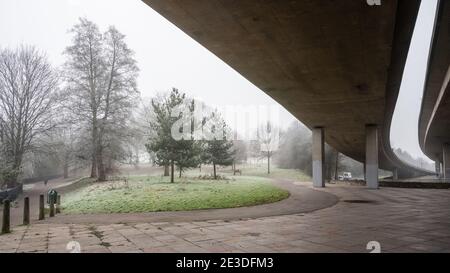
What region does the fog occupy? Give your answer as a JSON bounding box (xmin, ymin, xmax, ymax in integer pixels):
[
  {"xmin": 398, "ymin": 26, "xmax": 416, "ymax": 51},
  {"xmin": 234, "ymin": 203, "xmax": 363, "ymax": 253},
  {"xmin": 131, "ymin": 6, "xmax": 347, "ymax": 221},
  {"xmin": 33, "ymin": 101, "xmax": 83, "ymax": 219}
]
[{"xmin": 0, "ymin": 0, "xmax": 438, "ymax": 184}]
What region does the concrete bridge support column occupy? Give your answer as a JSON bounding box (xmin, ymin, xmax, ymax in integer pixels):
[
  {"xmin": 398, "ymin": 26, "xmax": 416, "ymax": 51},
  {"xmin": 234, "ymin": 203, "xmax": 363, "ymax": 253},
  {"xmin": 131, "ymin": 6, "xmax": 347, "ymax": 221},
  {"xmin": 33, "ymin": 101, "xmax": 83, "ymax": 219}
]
[
  {"xmin": 393, "ymin": 168, "xmax": 398, "ymax": 180},
  {"xmin": 435, "ymin": 161, "xmax": 441, "ymax": 178},
  {"xmin": 365, "ymin": 125, "xmax": 379, "ymax": 189},
  {"xmin": 363, "ymin": 163, "xmax": 366, "ymax": 181},
  {"xmin": 312, "ymin": 127, "xmax": 325, "ymax": 188},
  {"xmin": 444, "ymin": 144, "xmax": 450, "ymax": 179}
]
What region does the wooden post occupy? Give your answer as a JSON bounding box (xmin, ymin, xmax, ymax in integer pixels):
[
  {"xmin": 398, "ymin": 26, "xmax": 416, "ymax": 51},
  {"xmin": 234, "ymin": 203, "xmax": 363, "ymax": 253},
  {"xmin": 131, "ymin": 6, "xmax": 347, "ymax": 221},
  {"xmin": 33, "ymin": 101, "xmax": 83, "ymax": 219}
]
[
  {"xmin": 49, "ymin": 197, "xmax": 55, "ymax": 217},
  {"xmin": 170, "ymin": 160, "xmax": 174, "ymax": 183},
  {"xmin": 23, "ymin": 197, "xmax": 30, "ymax": 225},
  {"xmin": 2, "ymin": 199, "xmax": 11, "ymax": 234},
  {"xmin": 56, "ymin": 195, "xmax": 61, "ymax": 214},
  {"xmin": 39, "ymin": 194, "xmax": 45, "ymax": 220}
]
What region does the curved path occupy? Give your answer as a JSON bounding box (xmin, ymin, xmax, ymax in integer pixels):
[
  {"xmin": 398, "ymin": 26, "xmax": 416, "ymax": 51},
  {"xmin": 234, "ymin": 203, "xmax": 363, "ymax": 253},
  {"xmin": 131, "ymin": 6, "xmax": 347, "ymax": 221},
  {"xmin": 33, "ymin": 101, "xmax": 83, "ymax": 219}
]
[
  {"xmin": 42, "ymin": 179, "xmax": 339, "ymax": 225},
  {"xmin": 3, "ymin": 183, "xmax": 450, "ymax": 253},
  {"xmin": 0, "ymin": 177, "xmax": 82, "ymax": 227}
]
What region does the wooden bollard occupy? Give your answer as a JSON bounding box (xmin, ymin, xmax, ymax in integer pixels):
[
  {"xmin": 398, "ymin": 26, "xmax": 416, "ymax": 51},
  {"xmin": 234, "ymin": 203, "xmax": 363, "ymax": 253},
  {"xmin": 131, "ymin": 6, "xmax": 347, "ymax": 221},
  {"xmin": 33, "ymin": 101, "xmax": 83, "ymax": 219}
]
[
  {"xmin": 56, "ymin": 195, "xmax": 61, "ymax": 214},
  {"xmin": 23, "ymin": 197, "xmax": 30, "ymax": 225},
  {"xmin": 2, "ymin": 199, "xmax": 11, "ymax": 234},
  {"xmin": 49, "ymin": 197, "xmax": 55, "ymax": 217},
  {"xmin": 39, "ymin": 194, "xmax": 45, "ymax": 220}
]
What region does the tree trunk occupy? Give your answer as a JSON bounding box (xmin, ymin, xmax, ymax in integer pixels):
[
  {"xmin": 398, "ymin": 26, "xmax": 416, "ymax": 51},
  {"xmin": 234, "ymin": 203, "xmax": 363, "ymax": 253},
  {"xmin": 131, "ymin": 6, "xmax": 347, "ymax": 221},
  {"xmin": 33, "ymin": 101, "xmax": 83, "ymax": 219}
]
[
  {"xmin": 97, "ymin": 145, "xmax": 106, "ymax": 182},
  {"xmin": 6, "ymin": 159, "xmax": 22, "ymax": 188},
  {"xmin": 170, "ymin": 160, "xmax": 174, "ymax": 183},
  {"xmin": 134, "ymin": 147, "xmax": 140, "ymax": 167},
  {"xmin": 267, "ymin": 152, "xmax": 270, "ymax": 174},
  {"xmin": 107, "ymin": 157, "xmax": 113, "ymax": 174},
  {"xmin": 334, "ymin": 151, "xmax": 339, "ymax": 180},
  {"xmin": 63, "ymin": 162, "xmax": 69, "ymax": 179},
  {"xmin": 213, "ymin": 163, "xmax": 217, "ymax": 179},
  {"xmin": 164, "ymin": 165, "xmax": 169, "ymax": 176},
  {"xmin": 97, "ymin": 164, "xmax": 106, "ymax": 181},
  {"xmin": 6, "ymin": 174, "xmax": 18, "ymax": 189},
  {"xmin": 90, "ymin": 155, "xmax": 97, "ymax": 178},
  {"xmin": 91, "ymin": 117, "xmax": 98, "ymax": 178},
  {"xmin": 179, "ymin": 166, "xmax": 182, "ymax": 178}
]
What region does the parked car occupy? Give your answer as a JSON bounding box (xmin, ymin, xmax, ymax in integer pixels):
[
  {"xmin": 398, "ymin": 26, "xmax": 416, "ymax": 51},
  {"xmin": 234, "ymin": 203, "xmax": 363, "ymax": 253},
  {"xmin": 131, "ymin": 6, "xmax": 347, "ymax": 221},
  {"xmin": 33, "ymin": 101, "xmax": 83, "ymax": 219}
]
[{"xmin": 342, "ymin": 172, "xmax": 352, "ymax": 180}]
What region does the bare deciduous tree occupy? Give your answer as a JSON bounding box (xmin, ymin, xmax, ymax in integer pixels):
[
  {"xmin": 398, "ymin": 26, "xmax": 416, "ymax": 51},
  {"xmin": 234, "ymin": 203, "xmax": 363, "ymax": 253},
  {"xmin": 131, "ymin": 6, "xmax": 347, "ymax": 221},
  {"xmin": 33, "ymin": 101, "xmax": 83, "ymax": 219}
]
[
  {"xmin": 43, "ymin": 125, "xmax": 79, "ymax": 179},
  {"xmin": 258, "ymin": 121, "xmax": 279, "ymax": 174},
  {"xmin": 63, "ymin": 18, "xmax": 139, "ymax": 181},
  {"xmin": 0, "ymin": 46, "xmax": 59, "ymax": 187}
]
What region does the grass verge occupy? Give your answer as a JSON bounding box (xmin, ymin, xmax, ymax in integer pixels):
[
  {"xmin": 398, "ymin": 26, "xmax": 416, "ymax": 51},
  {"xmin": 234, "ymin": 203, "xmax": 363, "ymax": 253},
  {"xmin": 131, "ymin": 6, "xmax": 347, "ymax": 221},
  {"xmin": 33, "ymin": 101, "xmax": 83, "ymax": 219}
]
[{"xmin": 61, "ymin": 175, "xmax": 289, "ymax": 214}]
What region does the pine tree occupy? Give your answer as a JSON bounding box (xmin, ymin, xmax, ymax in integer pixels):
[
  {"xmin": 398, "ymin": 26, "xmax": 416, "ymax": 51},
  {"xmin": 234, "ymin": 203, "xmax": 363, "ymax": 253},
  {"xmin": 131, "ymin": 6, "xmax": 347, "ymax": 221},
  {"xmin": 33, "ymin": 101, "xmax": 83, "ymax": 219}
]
[
  {"xmin": 176, "ymin": 141, "xmax": 202, "ymax": 177},
  {"xmin": 145, "ymin": 88, "xmax": 202, "ymax": 182},
  {"xmin": 202, "ymin": 113, "xmax": 234, "ymax": 179}
]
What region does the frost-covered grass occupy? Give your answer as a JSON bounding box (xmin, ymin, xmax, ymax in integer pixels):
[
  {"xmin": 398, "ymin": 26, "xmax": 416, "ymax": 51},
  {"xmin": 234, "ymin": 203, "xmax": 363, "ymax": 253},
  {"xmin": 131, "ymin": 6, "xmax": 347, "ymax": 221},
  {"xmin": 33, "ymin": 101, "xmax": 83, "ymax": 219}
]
[{"xmin": 61, "ymin": 175, "xmax": 289, "ymax": 214}]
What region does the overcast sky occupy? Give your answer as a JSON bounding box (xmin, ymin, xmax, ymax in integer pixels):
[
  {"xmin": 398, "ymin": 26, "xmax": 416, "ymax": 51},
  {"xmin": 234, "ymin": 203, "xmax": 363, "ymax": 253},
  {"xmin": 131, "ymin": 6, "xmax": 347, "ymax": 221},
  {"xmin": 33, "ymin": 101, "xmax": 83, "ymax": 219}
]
[
  {"xmin": 390, "ymin": 0, "xmax": 437, "ymax": 162},
  {"xmin": 0, "ymin": 0, "xmax": 437, "ymax": 161}
]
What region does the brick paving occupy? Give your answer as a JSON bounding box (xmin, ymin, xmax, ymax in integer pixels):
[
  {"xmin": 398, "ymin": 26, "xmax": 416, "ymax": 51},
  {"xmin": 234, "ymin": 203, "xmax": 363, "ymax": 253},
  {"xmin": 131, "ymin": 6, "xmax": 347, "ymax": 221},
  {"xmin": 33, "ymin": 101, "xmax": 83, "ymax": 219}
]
[{"xmin": 1, "ymin": 182, "xmax": 450, "ymax": 253}]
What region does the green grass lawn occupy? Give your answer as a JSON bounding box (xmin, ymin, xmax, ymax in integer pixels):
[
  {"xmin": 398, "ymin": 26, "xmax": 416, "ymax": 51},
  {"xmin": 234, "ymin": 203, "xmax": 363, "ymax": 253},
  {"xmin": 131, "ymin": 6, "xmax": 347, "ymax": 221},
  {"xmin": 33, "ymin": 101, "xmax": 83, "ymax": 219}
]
[{"xmin": 61, "ymin": 175, "xmax": 289, "ymax": 214}]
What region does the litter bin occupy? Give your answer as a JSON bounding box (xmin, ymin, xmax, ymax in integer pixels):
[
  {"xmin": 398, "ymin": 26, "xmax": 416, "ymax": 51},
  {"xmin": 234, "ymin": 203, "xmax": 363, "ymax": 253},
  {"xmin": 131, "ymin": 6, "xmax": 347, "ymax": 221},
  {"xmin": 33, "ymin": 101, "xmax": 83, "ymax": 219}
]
[{"xmin": 47, "ymin": 189, "xmax": 58, "ymax": 204}]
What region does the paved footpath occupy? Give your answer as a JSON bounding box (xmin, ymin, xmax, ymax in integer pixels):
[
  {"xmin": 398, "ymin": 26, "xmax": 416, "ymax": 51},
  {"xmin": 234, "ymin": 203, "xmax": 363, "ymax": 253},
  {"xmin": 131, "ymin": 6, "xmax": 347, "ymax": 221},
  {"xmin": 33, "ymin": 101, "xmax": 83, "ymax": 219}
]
[
  {"xmin": 1, "ymin": 182, "xmax": 450, "ymax": 253},
  {"xmin": 0, "ymin": 176, "xmax": 82, "ymax": 227},
  {"xmin": 42, "ymin": 179, "xmax": 339, "ymax": 224}
]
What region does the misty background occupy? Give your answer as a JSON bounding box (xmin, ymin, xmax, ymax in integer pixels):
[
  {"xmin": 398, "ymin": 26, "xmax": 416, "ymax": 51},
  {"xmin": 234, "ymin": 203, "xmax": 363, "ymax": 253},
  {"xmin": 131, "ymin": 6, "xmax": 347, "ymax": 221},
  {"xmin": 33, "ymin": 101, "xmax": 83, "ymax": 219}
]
[{"xmin": 0, "ymin": 0, "xmax": 436, "ymax": 186}]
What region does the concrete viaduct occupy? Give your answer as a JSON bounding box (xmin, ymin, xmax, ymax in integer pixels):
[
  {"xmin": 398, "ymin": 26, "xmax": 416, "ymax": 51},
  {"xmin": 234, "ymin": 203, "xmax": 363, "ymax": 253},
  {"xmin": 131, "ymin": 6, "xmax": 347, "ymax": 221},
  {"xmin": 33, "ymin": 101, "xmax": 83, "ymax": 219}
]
[
  {"xmin": 142, "ymin": 0, "xmax": 443, "ymax": 188},
  {"xmin": 419, "ymin": 0, "xmax": 450, "ymax": 180}
]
